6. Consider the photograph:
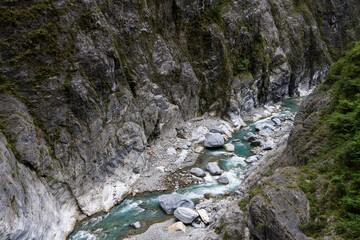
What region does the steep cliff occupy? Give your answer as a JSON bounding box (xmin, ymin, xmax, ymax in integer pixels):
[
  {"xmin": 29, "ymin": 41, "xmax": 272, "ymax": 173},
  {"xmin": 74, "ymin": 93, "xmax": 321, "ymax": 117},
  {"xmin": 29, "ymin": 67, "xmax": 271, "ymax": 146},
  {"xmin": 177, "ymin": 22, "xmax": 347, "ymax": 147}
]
[
  {"xmin": 0, "ymin": 0, "xmax": 359, "ymax": 239},
  {"xmin": 211, "ymin": 42, "xmax": 360, "ymax": 240},
  {"xmin": 282, "ymin": 42, "xmax": 360, "ymax": 239}
]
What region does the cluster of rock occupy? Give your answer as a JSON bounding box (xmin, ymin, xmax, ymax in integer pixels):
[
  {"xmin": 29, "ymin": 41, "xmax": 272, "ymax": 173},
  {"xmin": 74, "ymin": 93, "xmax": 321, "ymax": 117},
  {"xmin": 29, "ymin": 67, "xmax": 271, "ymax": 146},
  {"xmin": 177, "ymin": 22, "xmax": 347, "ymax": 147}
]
[
  {"xmin": 189, "ymin": 161, "xmax": 229, "ymax": 185},
  {"xmin": 133, "ymin": 118, "xmax": 239, "ymax": 194},
  {"xmin": 158, "ymin": 194, "xmax": 210, "ymax": 232},
  {"xmin": 124, "ymin": 99, "xmax": 314, "ymax": 240},
  {"xmin": 243, "ymin": 114, "xmax": 295, "ymax": 160}
]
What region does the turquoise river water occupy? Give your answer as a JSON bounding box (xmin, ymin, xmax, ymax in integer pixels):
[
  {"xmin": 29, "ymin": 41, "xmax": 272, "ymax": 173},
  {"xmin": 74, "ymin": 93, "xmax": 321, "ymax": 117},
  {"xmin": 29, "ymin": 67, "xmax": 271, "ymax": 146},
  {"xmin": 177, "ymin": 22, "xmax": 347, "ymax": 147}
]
[{"xmin": 68, "ymin": 97, "xmax": 304, "ymax": 240}]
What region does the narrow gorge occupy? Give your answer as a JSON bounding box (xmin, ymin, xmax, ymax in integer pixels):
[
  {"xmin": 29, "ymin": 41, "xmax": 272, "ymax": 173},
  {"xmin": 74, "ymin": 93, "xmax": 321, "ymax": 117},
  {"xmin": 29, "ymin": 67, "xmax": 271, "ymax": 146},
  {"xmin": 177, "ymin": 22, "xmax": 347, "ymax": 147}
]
[{"xmin": 0, "ymin": 0, "xmax": 359, "ymax": 239}]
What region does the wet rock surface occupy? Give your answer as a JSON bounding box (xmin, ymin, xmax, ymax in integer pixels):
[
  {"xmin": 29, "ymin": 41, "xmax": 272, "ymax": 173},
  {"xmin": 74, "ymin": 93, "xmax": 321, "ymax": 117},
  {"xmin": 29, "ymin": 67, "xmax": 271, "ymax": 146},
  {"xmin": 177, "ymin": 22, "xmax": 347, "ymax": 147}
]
[{"xmin": 217, "ymin": 176, "xmax": 230, "ymax": 185}]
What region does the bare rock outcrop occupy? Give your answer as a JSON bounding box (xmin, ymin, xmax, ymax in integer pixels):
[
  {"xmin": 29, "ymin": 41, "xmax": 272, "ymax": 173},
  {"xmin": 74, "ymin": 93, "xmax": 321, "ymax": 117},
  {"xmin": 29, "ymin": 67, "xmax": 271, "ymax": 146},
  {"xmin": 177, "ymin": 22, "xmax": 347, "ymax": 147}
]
[{"xmin": 248, "ymin": 168, "xmax": 311, "ymax": 240}]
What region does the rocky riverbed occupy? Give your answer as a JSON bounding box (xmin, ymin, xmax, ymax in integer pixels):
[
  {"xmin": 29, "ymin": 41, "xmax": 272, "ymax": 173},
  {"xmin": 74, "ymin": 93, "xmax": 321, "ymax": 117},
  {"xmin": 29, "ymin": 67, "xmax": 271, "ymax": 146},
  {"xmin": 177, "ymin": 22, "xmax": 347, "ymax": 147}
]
[{"xmin": 69, "ymin": 97, "xmax": 303, "ymax": 240}]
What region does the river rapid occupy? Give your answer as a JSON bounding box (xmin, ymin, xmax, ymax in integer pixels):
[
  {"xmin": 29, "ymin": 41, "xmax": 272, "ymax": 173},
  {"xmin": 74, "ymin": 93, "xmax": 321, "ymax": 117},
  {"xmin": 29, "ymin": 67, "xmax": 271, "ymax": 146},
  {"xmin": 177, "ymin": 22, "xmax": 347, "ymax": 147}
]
[{"xmin": 69, "ymin": 97, "xmax": 304, "ymax": 240}]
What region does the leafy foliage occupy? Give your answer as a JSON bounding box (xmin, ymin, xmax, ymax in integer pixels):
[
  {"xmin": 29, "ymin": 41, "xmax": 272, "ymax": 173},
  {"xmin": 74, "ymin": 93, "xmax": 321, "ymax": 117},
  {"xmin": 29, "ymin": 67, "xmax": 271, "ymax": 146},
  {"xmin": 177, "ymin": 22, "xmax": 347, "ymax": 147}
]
[
  {"xmin": 299, "ymin": 42, "xmax": 360, "ymax": 239},
  {"xmin": 238, "ymin": 199, "xmax": 248, "ymax": 211}
]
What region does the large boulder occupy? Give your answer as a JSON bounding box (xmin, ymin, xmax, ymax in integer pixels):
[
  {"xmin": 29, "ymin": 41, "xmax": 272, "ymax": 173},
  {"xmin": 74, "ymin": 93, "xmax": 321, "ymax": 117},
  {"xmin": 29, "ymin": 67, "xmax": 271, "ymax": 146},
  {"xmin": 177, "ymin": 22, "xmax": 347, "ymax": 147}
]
[
  {"xmin": 244, "ymin": 132, "xmax": 258, "ymax": 142},
  {"xmin": 204, "ymin": 193, "xmax": 216, "ymax": 199},
  {"xmin": 158, "ymin": 194, "xmax": 194, "ymax": 214},
  {"xmin": 168, "ymin": 222, "xmax": 186, "ymax": 232},
  {"xmin": 174, "ymin": 207, "xmax": 199, "ymax": 224},
  {"xmin": 224, "ymin": 143, "xmax": 235, "ymax": 152},
  {"xmin": 190, "ymin": 168, "xmax": 206, "ymax": 177},
  {"xmin": 204, "ymin": 133, "xmax": 224, "ymax": 148},
  {"xmin": 206, "ymin": 162, "xmax": 223, "ymax": 175},
  {"xmin": 217, "ymin": 176, "xmax": 229, "ymax": 185}
]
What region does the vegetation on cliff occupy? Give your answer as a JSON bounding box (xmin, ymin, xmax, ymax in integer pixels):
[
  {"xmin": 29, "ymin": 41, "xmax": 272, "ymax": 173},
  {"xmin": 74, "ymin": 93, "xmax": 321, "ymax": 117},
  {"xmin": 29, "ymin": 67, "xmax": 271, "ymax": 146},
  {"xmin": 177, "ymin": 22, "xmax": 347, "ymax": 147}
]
[{"xmin": 298, "ymin": 42, "xmax": 360, "ymax": 239}]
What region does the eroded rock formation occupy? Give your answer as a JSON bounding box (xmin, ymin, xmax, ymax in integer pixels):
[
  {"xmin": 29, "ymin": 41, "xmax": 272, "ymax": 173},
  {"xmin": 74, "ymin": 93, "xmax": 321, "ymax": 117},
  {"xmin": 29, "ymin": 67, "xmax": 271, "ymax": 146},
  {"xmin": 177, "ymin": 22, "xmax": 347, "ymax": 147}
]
[{"xmin": 0, "ymin": 0, "xmax": 359, "ymax": 238}]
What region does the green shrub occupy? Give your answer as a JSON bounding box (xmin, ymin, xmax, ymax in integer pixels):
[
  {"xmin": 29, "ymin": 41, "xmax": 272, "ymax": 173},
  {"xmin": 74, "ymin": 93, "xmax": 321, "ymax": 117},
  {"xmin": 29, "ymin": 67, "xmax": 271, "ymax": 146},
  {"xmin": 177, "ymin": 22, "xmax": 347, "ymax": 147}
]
[
  {"xmin": 234, "ymin": 58, "xmax": 250, "ymax": 75},
  {"xmin": 238, "ymin": 199, "xmax": 248, "ymax": 211},
  {"xmin": 298, "ymin": 42, "xmax": 360, "ymax": 239}
]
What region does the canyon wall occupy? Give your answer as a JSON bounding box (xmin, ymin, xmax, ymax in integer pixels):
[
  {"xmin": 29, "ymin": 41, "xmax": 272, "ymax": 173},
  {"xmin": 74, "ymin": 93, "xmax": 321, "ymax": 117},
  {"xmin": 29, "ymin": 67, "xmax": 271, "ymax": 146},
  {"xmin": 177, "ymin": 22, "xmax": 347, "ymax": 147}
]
[{"xmin": 0, "ymin": 0, "xmax": 359, "ymax": 238}]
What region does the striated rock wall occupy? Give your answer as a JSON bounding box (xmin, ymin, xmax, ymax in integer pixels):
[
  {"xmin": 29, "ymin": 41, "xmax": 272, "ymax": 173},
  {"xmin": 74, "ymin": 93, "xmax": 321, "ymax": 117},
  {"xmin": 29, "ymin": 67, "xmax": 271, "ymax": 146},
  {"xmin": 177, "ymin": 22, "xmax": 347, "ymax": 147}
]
[
  {"xmin": 0, "ymin": 0, "xmax": 359, "ymax": 239},
  {"xmin": 247, "ymin": 167, "xmax": 311, "ymax": 240},
  {"xmin": 280, "ymin": 86, "xmax": 332, "ymax": 166}
]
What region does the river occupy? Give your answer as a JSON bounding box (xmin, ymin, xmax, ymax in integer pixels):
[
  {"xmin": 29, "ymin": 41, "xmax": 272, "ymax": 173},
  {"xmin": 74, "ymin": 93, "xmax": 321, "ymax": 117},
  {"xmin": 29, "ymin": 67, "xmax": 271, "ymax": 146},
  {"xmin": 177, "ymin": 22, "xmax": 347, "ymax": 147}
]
[{"xmin": 68, "ymin": 97, "xmax": 304, "ymax": 240}]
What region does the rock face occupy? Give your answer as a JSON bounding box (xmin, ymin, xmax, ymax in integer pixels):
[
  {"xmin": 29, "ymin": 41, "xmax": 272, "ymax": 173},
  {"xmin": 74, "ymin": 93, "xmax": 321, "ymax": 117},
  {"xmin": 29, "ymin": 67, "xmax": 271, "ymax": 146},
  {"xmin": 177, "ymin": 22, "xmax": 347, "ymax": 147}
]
[
  {"xmin": 248, "ymin": 168, "xmax": 311, "ymax": 240},
  {"xmin": 0, "ymin": 0, "xmax": 359, "ymax": 238},
  {"xmin": 0, "ymin": 133, "xmax": 78, "ymax": 240},
  {"xmin": 206, "ymin": 162, "xmax": 223, "ymax": 175},
  {"xmin": 158, "ymin": 194, "xmax": 194, "ymax": 215},
  {"xmin": 282, "ymin": 88, "xmax": 331, "ymax": 166},
  {"xmin": 174, "ymin": 207, "xmax": 199, "ymax": 224},
  {"xmin": 204, "ymin": 133, "xmax": 224, "ymax": 148}
]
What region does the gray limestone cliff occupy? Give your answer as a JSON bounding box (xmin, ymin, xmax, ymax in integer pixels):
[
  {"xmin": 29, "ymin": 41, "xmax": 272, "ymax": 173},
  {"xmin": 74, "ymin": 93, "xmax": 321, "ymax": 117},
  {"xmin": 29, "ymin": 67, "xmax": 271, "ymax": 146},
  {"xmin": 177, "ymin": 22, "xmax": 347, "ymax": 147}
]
[{"xmin": 0, "ymin": 0, "xmax": 359, "ymax": 239}]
